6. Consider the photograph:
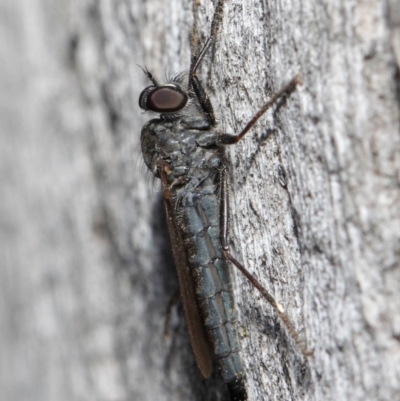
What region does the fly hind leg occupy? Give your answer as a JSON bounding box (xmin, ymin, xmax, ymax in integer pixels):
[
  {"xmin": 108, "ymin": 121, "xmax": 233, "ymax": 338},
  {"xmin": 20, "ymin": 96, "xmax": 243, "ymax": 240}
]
[{"xmin": 219, "ymin": 166, "xmax": 312, "ymax": 357}]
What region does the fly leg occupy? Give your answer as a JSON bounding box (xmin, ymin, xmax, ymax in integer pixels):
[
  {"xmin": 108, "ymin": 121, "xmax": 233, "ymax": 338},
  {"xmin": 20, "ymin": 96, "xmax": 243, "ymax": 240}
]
[
  {"xmin": 218, "ymin": 75, "xmax": 301, "ymax": 145},
  {"xmin": 219, "ymin": 166, "xmax": 311, "ymax": 356},
  {"xmin": 189, "ymin": 0, "xmax": 225, "ymax": 126},
  {"xmin": 218, "ymin": 75, "xmax": 311, "ymax": 355}
]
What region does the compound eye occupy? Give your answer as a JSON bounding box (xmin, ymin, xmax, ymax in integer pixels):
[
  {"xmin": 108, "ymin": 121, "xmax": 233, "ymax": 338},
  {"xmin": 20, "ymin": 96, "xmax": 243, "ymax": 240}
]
[
  {"xmin": 139, "ymin": 86, "xmax": 155, "ymax": 110},
  {"xmin": 147, "ymin": 87, "xmax": 188, "ymax": 113}
]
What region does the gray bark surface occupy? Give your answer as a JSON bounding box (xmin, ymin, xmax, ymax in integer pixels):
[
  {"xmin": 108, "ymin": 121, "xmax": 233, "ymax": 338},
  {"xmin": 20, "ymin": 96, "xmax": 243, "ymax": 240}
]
[{"xmin": 1, "ymin": 0, "xmax": 399, "ymax": 401}]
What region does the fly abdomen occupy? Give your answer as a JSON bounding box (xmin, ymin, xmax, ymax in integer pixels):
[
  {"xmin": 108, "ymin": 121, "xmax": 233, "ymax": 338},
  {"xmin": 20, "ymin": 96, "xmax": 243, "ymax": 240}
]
[{"xmin": 177, "ymin": 190, "xmax": 245, "ymax": 386}]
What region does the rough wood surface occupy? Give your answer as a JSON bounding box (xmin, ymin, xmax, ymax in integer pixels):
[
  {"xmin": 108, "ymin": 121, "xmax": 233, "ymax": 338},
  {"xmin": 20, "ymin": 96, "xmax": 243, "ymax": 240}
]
[{"xmin": 1, "ymin": 0, "xmax": 399, "ymax": 401}]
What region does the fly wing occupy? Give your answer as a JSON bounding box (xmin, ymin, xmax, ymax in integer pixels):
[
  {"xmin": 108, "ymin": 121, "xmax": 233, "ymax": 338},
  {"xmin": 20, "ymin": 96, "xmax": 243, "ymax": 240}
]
[{"xmin": 159, "ymin": 166, "xmax": 213, "ymax": 379}]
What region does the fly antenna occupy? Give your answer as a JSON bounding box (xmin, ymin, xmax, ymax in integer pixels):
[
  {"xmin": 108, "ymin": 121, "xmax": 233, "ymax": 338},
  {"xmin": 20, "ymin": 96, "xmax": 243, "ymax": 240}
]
[{"xmin": 137, "ymin": 64, "xmax": 158, "ymax": 86}]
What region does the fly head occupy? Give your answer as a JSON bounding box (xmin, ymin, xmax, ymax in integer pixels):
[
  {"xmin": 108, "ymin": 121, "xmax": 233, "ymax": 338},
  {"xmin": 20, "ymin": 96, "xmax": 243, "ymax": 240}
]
[
  {"xmin": 139, "ymin": 83, "xmax": 188, "ymax": 113},
  {"xmin": 139, "ymin": 67, "xmax": 189, "ymax": 115}
]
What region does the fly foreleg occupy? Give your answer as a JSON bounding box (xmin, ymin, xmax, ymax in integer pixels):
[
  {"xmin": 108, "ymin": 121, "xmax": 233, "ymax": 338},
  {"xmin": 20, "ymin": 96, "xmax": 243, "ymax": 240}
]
[
  {"xmin": 189, "ymin": 0, "xmax": 225, "ymax": 126},
  {"xmin": 189, "ymin": 36, "xmax": 216, "ymax": 126},
  {"xmin": 219, "ymin": 166, "xmax": 312, "ymax": 356}
]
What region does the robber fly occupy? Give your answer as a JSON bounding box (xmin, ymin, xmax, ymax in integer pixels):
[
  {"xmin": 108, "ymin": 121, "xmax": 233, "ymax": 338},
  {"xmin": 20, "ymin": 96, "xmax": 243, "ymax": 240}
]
[{"xmin": 139, "ymin": 1, "xmax": 309, "ymax": 399}]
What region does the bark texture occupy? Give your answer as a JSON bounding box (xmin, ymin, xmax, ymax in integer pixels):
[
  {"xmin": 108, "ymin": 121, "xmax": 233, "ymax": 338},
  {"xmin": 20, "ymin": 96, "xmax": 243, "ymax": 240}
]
[{"xmin": 1, "ymin": 0, "xmax": 399, "ymax": 401}]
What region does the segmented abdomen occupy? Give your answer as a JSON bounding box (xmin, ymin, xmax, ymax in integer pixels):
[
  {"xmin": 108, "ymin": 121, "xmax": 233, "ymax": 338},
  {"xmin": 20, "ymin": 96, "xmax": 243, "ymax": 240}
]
[{"xmin": 176, "ymin": 178, "xmax": 243, "ymax": 384}]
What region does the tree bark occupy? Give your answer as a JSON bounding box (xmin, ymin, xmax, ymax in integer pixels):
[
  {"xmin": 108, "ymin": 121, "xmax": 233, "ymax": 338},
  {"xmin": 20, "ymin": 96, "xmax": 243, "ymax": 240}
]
[{"xmin": 1, "ymin": 0, "xmax": 399, "ymax": 401}]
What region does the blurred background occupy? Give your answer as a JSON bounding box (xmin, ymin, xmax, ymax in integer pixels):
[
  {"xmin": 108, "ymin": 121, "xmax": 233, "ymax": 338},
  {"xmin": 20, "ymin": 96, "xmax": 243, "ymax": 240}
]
[{"xmin": 1, "ymin": 1, "xmax": 399, "ymax": 401}]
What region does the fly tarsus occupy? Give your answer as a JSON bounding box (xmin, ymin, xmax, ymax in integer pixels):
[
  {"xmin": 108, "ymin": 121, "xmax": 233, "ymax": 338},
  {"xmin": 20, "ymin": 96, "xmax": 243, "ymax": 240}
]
[
  {"xmin": 219, "ymin": 74, "xmax": 302, "ymax": 145},
  {"xmin": 219, "ymin": 157, "xmax": 311, "ymax": 357},
  {"xmin": 189, "ymin": 0, "xmax": 226, "ymax": 126},
  {"xmin": 223, "ymin": 249, "xmax": 312, "ymax": 357}
]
